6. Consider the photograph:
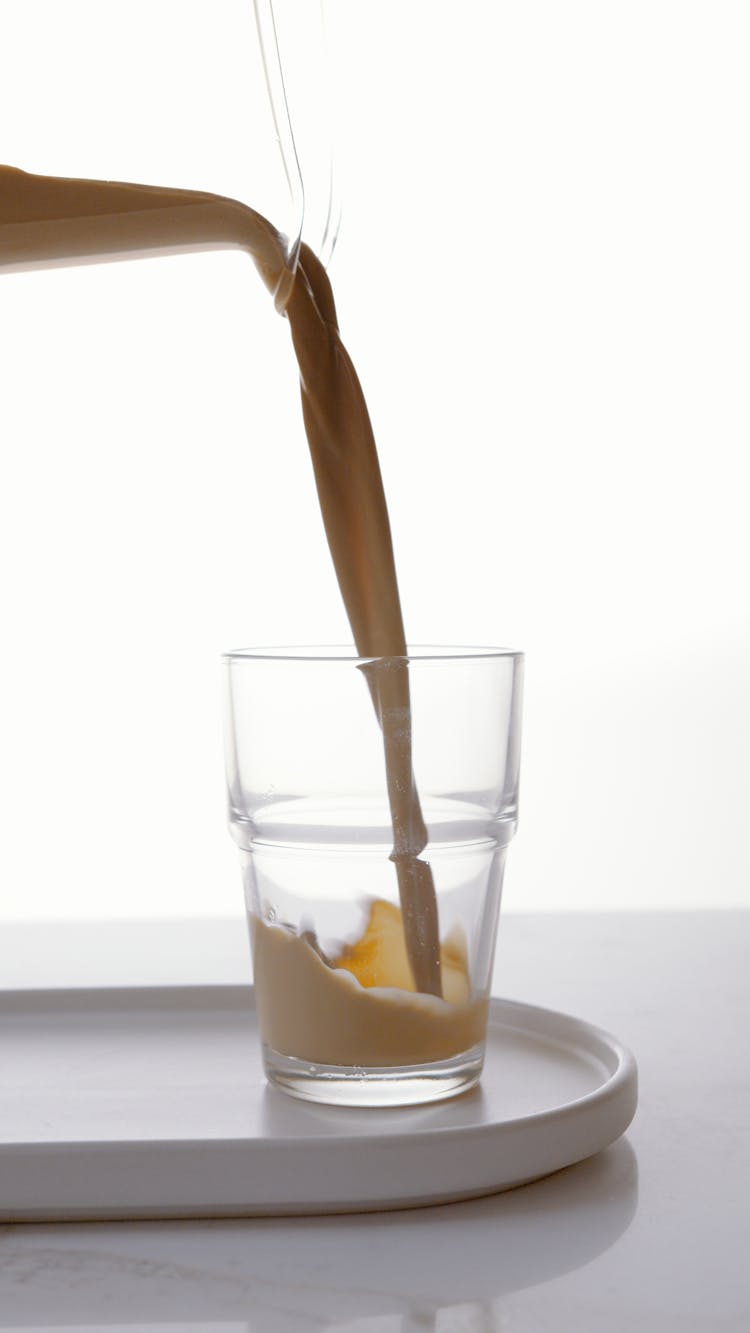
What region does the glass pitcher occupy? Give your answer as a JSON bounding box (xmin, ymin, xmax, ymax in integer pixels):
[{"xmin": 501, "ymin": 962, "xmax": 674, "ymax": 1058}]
[{"xmin": 0, "ymin": 0, "xmax": 343, "ymax": 924}]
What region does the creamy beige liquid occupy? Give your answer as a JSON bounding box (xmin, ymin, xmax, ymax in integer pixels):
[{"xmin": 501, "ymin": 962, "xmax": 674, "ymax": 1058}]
[
  {"xmin": 254, "ymin": 916, "xmax": 487, "ymax": 1067},
  {"xmin": 0, "ymin": 163, "xmax": 474, "ymax": 1064}
]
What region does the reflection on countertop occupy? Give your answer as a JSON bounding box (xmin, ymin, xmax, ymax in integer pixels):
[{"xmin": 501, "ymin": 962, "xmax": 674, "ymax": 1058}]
[{"xmin": 0, "ymin": 1139, "xmax": 637, "ymax": 1330}]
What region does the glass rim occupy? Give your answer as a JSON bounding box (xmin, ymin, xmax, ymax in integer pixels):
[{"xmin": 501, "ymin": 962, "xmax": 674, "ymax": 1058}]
[{"xmin": 222, "ymin": 643, "xmax": 524, "ymax": 664}]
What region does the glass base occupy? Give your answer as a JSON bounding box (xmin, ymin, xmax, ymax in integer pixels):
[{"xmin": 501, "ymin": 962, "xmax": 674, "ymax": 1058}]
[{"xmin": 262, "ymin": 1042, "xmax": 485, "ymax": 1108}]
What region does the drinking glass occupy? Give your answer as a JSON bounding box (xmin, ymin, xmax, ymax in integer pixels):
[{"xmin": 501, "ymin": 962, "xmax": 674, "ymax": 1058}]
[{"xmin": 223, "ymin": 645, "xmax": 523, "ymax": 1106}]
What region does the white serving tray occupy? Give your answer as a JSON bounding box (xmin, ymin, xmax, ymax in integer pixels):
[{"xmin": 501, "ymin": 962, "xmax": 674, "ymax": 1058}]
[{"xmin": 0, "ymin": 985, "xmax": 637, "ymax": 1220}]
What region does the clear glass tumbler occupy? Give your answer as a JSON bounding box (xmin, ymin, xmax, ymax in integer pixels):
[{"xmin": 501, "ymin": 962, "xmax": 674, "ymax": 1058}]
[{"xmin": 223, "ymin": 645, "xmax": 523, "ymax": 1107}]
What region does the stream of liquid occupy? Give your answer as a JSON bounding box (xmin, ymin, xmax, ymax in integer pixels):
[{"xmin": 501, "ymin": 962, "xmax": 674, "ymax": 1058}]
[{"xmin": 0, "ymin": 164, "xmax": 442, "ymax": 998}]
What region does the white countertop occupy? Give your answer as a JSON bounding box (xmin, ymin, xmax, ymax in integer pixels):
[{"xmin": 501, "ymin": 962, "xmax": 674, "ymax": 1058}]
[{"xmin": 0, "ymin": 909, "xmax": 747, "ymax": 1330}]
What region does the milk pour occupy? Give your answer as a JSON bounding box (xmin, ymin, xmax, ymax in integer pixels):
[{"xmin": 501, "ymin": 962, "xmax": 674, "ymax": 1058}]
[{"xmin": 0, "ymin": 164, "xmax": 443, "ymax": 998}]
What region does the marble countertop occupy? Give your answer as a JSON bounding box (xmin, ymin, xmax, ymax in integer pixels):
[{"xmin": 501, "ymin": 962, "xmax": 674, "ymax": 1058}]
[{"xmin": 0, "ymin": 910, "xmax": 747, "ymax": 1330}]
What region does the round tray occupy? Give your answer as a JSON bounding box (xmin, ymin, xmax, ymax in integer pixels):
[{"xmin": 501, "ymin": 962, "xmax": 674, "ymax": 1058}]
[{"xmin": 1, "ymin": 985, "xmax": 637, "ymax": 1219}]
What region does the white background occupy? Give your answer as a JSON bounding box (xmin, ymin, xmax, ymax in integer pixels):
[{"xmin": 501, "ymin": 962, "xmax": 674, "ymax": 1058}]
[{"xmin": 0, "ymin": 0, "xmax": 748, "ymax": 922}]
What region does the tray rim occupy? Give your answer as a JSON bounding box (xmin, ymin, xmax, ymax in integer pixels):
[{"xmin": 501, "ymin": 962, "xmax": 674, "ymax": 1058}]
[{"xmin": 0, "ymin": 983, "xmax": 637, "ymax": 1151}]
